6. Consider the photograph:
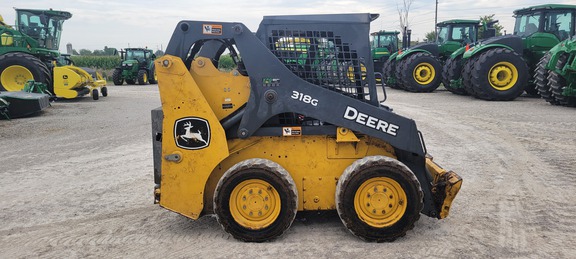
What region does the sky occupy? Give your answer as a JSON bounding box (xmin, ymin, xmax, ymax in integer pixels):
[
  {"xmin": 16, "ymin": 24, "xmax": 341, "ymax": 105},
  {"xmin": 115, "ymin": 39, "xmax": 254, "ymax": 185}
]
[{"xmin": 1, "ymin": 0, "xmax": 574, "ymax": 53}]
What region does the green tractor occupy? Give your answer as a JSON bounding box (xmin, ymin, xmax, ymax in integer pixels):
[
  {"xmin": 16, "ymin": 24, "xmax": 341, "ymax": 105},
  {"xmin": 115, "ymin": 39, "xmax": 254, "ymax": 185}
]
[
  {"xmin": 112, "ymin": 48, "xmax": 157, "ymax": 85},
  {"xmin": 383, "ymin": 20, "xmax": 486, "ymax": 92},
  {"xmin": 444, "ymin": 4, "xmax": 576, "ymax": 101},
  {"xmin": 535, "ymin": 36, "xmax": 576, "ymax": 106},
  {"xmin": 371, "ymin": 30, "xmax": 399, "ymax": 75},
  {"xmin": 0, "ymin": 9, "xmax": 107, "ymax": 100}
]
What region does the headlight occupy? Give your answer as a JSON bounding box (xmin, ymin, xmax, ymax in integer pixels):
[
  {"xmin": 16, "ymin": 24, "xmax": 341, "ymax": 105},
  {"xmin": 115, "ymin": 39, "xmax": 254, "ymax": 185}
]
[{"xmin": 127, "ymin": 64, "xmax": 133, "ymax": 67}]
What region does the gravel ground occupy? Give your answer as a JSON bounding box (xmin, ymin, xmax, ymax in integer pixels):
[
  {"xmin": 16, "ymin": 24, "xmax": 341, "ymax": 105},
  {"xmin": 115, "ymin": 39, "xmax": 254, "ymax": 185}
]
[{"xmin": 1, "ymin": 85, "xmax": 575, "ymax": 258}]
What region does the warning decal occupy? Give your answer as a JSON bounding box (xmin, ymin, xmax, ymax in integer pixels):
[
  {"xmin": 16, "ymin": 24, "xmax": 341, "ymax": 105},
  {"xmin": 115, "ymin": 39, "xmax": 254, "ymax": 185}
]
[
  {"xmin": 203, "ymin": 24, "xmax": 223, "ymax": 35},
  {"xmin": 282, "ymin": 127, "xmax": 302, "ymax": 137}
]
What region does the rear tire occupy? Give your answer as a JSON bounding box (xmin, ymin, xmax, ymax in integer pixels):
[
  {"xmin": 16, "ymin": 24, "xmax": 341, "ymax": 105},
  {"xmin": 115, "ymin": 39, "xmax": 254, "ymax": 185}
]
[
  {"xmin": 137, "ymin": 69, "xmax": 148, "ymax": 85},
  {"xmin": 535, "ymin": 52, "xmax": 557, "ymax": 105},
  {"xmin": 336, "ymin": 156, "xmax": 423, "ymax": 242},
  {"xmin": 462, "ymin": 55, "xmax": 479, "ymax": 96},
  {"xmin": 400, "ymin": 52, "xmax": 442, "ymax": 92},
  {"xmin": 548, "ymin": 54, "xmax": 576, "ymax": 107},
  {"xmin": 148, "ymin": 65, "xmax": 157, "ymax": 84},
  {"xmin": 394, "ymin": 59, "xmax": 406, "ymax": 90},
  {"xmin": 383, "ymin": 59, "xmax": 400, "ymax": 89},
  {"xmin": 442, "ymin": 56, "xmax": 468, "ymax": 95},
  {"xmin": 0, "ymin": 52, "xmax": 51, "ymax": 92},
  {"xmin": 470, "ymin": 48, "xmax": 528, "ymax": 101},
  {"xmin": 112, "ymin": 68, "xmax": 123, "ymax": 85},
  {"xmin": 101, "ymin": 86, "xmax": 108, "ymax": 97},
  {"xmin": 214, "ymin": 159, "xmax": 298, "ymax": 242}
]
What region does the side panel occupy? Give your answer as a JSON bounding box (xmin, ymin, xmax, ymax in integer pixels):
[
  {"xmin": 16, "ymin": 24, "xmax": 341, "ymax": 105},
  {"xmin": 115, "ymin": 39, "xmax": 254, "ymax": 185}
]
[{"xmin": 155, "ymin": 55, "xmax": 230, "ymax": 219}]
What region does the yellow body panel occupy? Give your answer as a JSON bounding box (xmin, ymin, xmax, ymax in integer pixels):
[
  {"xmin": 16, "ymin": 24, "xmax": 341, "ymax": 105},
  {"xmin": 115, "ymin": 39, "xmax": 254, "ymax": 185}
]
[
  {"xmin": 1, "ymin": 33, "xmax": 13, "ymax": 46},
  {"xmin": 425, "ymin": 156, "xmax": 462, "ymax": 218},
  {"xmin": 155, "ymin": 55, "xmax": 230, "ymax": 219},
  {"xmin": 189, "ymin": 57, "xmax": 250, "ymax": 120},
  {"xmin": 203, "ymin": 135, "xmax": 396, "ymax": 213}
]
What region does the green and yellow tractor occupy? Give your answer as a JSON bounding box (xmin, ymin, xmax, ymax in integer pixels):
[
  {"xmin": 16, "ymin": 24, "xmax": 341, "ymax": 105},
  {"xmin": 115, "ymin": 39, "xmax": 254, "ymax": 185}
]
[
  {"xmin": 535, "ymin": 36, "xmax": 576, "ymax": 106},
  {"xmin": 383, "ymin": 19, "xmax": 485, "ymax": 92},
  {"xmin": 112, "ymin": 48, "xmax": 157, "ymax": 85},
  {"xmin": 444, "ymin": 4, "xmax": 576, "ymax": 100},
  {"xmin": 371, "ymin": 30, "xmax": 399, "ymax": 75},
  {"xmin": 0, "ymin": 9, "xmax": 107, "ymax": 100}
]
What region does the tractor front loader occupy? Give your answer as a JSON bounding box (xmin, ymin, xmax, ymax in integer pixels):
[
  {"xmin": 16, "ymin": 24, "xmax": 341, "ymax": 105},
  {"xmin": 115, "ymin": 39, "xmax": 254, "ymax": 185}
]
[
  {"xmin": 152, "ymin": 14, "xmax": 462, "ymax": 242},
  {"xmin": 0, "ymin": 9, "xmax": 107, "ymax": 101}
]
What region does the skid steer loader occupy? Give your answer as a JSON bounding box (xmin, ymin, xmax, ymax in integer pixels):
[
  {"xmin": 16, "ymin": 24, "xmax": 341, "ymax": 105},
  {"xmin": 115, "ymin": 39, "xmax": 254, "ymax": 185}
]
[{"xmin": 152, "ymin": 13, "xmax": 462, "ymax": 242}]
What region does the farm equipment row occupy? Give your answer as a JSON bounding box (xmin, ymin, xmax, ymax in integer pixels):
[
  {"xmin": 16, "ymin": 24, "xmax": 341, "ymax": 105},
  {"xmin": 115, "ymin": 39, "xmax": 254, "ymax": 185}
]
[{"xmin": 379, "ymin": 4, "xmax": 576, "ymax": 105}]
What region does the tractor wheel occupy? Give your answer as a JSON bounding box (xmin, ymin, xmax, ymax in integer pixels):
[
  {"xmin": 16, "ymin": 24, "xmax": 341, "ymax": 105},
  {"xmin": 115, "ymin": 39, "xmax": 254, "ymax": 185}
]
[
  {"xmin": 535, "ymin": 52, "xmax": 558, "ymax": 105},
  {"xmin": 126, "ymin": 79, "xmax": 136, "ymax": 85},
  {"xmin": 214, "ymin": 158, "xmax": 298, "ymax": 242},
  {"xmin": 400, "ymin": 52, "xmax": 442, "ymax": 92},
  {"xmin": 101, "ymin": 86, "xmax": 108, "ymax": 97},
  {"xmin": 336, "ymin": 156, "xmax": 423, "ymax": 242},
  {"xmin": 137, "ymin": 69, "xmax": 148, "ymax": 85},
  {"xmin": 470, "ymin": 48, "xmax": 528, "ymax": 101},
  {"xmin": 442, "ymin": 56, "xmax": 468, "ymax": 95},
  {"xmin": 0, "ymin": 52, "xmax": 51, "ymax": 92},
  {"xmin": 394, "ymin": 59, "xmax": 406, "ymax": 90},
  {"xmin": 383, "ymin": 59, "xmax": 400, "ymax": 89},
  {"xmin": 112, "ymin": 68, "xmax": 123, "ymax": 85},
  {"xmin": 462, "ymin": 55, "xmax": 480, "ymax": 96},
  {"xmin": 92, "ymin": 89, "xmax": 99, "ymax": 100},
  {"xmin": 548, "ymin": 54, "xmax": 576, "ymax": 107},
  {"xmin": 148, "ymin": 65, "xmax": 157, "ymax": 84}
]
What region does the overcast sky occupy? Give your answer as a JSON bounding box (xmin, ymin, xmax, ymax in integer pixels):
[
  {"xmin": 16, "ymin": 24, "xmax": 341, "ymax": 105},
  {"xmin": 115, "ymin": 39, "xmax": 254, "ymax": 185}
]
[{"xmin": 1, "ymin": 0, "xmax": 573, "ymax": 53}]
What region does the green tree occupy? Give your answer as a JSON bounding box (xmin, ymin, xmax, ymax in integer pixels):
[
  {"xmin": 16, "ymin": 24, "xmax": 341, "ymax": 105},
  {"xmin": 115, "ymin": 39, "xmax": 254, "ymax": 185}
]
[
  {"xmin": 424, "ymin": 31, "xmax": 436, "ymax": 42},
  {"xmin": 79, "ymin": 49, "xmax": 92, "ymax": 56},
  {"xmin": 479, "ymin": 14, "xmax": 503, "ymax": 38},
  {"xmin": 218, "ymin": 54, "xmax": 235, "ymax": 71}
]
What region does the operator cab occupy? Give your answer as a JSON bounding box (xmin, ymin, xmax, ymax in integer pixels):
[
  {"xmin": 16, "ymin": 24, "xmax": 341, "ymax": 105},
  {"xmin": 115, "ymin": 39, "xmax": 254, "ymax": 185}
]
[
  {"xmin": 513, "ymin": 5, "xmax": 576, "ymax": 41},
  {"xmin": 436, "ymin": 20, "xmax": 479, "ymax": 45},
  {"xmin": 15, "ymin": 9, "xmax": 72, "ymax": 50}
]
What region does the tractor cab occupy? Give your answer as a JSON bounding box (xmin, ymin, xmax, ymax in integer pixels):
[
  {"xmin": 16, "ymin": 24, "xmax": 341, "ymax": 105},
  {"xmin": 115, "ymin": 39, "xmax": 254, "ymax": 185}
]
[
  {"xmin": 436, "ymin": 20, "xmax": 479, "ymax": 56},
  {"xmin": 371, "ymin": 31, "xmax": 399, "ymax": 61},
  {"xmin": 15, "ymin": 9, "xmax": 72, "ymax": 50},
  {"xmin": 122, "ymin": 48, "xmax": 154, "ymax": 67}
]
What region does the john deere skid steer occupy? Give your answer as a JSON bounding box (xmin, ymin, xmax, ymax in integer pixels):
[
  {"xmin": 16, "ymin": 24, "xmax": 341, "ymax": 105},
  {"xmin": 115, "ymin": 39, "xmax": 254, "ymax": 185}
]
[{"xmin": 152, "ymin": 14, "xmax": 461, "ymax": 242}]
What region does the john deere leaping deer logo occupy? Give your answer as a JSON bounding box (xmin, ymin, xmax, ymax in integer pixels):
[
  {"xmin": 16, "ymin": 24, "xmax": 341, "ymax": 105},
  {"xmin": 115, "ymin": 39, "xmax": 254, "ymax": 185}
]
[{"xmin": 174, "ymin": 117, "xmax": 210, "ymax": 150}]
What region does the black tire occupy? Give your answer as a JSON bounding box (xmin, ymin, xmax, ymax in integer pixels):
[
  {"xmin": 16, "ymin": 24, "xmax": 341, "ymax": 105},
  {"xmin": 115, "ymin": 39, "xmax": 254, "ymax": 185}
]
[
  {"xmin": 214, "ymin": 158, "xmax": 298, "ymax": 242},
  {"xmin": 336, "ymin": 156, "xmax": 423, "ymax": 242},
  {"xmin": 442, "ymin": 56, "xmax": 468, "ymax": 95},
  {"xmin": 92, "ymin": 89, "xmax": 99, "ymax": 100},
  {"xmin": 137, "ymin": 69, "xmax": 148, "ymax": 85},
  {"xmin": 394, "ymin": 59, "xmax": 406, "ymax": 90},
  {"xmin": 548, "ymin": 54, "xmax": 576, "ymax": 107},
  {"xmin": 101, "ymin": 86, "xmax": 108, "ymax": 97},
  {"xmin": 470, "ymin": 48, "xmax": 528, "ymax": 101},
  {"xmin": 112, "ymin": 68, "xmax": 123, "ymax": 85},
  {"xmin": 148, "ymin": 65, "xmax": 157, "ymax": 84},
  {"xmin": 400, "ymin": 52, "xmax": 442, "ymax": 92},
  {"xmin": 462, "ymin": 55, "xmax": 480, "ymax": 96},
  {"xmin": 0, "ymin": 52, "xmax": 51, "ymax": 92},
  {"xmin": 383, "ymin": 59, "xmax": 400, "ymax": 89},
  {"xmin": 535, "ymin": 52, "xmax": 557, "ymax": 105},
  {"xmin": 126, "ymin": 79, "xmax": 136, "ymax": 85}
]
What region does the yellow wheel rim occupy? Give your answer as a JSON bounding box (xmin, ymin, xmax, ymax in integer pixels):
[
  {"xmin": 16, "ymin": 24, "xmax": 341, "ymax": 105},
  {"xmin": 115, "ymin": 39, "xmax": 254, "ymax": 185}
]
[
  {"xmin": 354, "ymin": 177, "xmax": 407, "ymax": 228},
  {"xmin": 413, "ymin": 62, "xmax": 435, "ymax": 85},
  {"xmin": 1, "ymin": 65, "xmax": 33, "ymax": 91},
  {"xmin": 153, "ymin": 70, "xmax": 158, "ymax": 81},
  {"xmin": 230, "ymin": 179, "xmax": 281, "ymax": 230},
  {"xmin": 347, "ymin": 63, "xmax": 367, "ymax": 82},
  {"xmin": 488, "ymin": 61, "xmax": 518, "ymax": 91},
  {"xmin": 143, "ymin": 72, "xmax": 148, "ymax": 82}
]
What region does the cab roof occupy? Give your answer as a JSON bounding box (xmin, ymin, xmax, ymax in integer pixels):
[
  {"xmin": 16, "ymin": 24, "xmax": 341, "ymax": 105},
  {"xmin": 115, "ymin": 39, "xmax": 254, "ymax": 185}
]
[{"xmin": 514, "ymin": 4, "xmax": 576, "ymax": 15}]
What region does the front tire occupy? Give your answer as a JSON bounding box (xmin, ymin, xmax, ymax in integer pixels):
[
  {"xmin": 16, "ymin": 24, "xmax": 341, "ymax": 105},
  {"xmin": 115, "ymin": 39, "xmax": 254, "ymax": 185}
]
[
  {"xmin": 0, "ymin": 52, "xmax": 51, "ymax": 92},
  {"xmin": 148, "ymin": 65, "xmax": 157, "ymax": 84},
  {"xmin": 442, "ymin": 56, "xmax": 468, "ymax": 95},
  {"xmin": 214, "ymin": 159, "xmax": 298, "ymax": 242},
  {"xmin": 535, "ymin": 52, "xmax": 557, "ymax": 105},
  {"xmin": 548, "ymin": 53, "xmax": 576, "ymax": 107},
  {"xmin": 470, "ymin": 48, "xmax": 528, "ymax": 101},
  {"xmin": 112, "ymin": 68, "xmax": 123, "ymax": 85},
  {"xmin": 400, "ymin": 52, "xmax": 442, "ymax": 92},
  {"xmin": 137, "ymin": 69, "xmax": 148, "ymax": 85},
  {"xmin": 336, "ymin": 156, "xmax": 423, "ymax": 242}
]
